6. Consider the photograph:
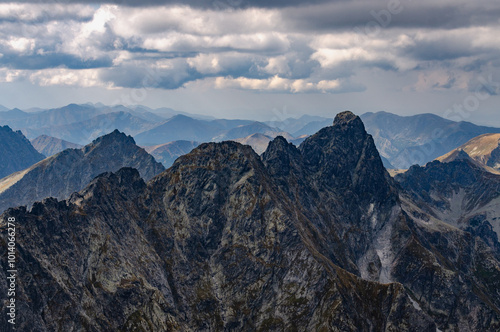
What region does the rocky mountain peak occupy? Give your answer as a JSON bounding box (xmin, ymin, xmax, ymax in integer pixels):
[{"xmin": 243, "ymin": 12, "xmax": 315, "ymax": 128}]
[
  {"xmin": 298, "ymin": 111, "xmax": 392, "ymax": 203},
  {"xmin": 333, "ymin": 110, "xmax": 362, "ymax": 127},
  {"xmin": 83, "ymin": 129, "xmax": 135, "ymax": 154}
]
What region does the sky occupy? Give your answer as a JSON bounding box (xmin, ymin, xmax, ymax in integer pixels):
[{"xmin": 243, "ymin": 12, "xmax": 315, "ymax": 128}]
[{"xmin": 0, "ymin": 0, "xmax": 499, "ymax": 124}]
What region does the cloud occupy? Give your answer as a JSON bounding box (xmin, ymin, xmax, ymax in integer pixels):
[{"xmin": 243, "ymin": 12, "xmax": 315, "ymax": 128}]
[
  {"xmin": 214, "ymin": 75, "xmax": 360, "ymax": 93},
  {"xmin": 0, "ymin": 1, "xmax": 499, "ymax": 96}
]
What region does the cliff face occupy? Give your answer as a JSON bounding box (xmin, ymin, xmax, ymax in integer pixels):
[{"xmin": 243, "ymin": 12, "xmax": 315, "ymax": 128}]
[
  {"xmin": 0, "ymin": 130, "xmax": 165, "ymax": 213},
  {"xmin": 0, "ymin": 125, "xmax": 45, "ymax": 179},
  {"xmin": 1, "ymin": 112, "xmax": 499, "ymax": 331}
]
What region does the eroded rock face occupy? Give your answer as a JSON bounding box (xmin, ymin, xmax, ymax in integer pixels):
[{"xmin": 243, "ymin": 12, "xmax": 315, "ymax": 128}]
[{"xmin": 1, "ymin": 112, "xmax": 499, "ymax": 331}]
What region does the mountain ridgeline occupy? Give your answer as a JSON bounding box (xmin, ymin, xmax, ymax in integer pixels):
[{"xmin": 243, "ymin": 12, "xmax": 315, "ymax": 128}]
[
  {"xmin": 1, "ymin": 112, "xmax": 500, "ymax": 331},
  {"xmin": 0, "ymin": 126, "xmax": 45, "ymax": 179},
  {"xmin": 0, "ymin": 130, "xmax": 164, "ymax": 213}
]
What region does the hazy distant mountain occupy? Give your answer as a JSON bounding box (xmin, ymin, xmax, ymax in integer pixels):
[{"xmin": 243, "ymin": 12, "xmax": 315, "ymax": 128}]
[
  {"xmin": 0, "ymin": 104, "xmax": 8, "ymax": 112},
  {"xmin": 0, "ymin": 130, "xmax": 164, "ymax": 213},
  {"xmin": 134, "ymin": 114, "xmax": 223, "ymax": 146},
  {"xmin": 0, "ymin": 108, "xmax": 30, "ymax": 121},
  {"xmin": 437, "ymin": 133, "xmax": 500, "ymax": 171},
  {"xmin": 361, "ymin": 111, "xmax": 500, "ymax": 169},
  {"xmin": 213, "ymin": 121, "xmax": 289, "ymax": 141},
  {"xmin": 233, "ymin": 133, "xmax": 273, "ymax": 154},
  {"xmin": 292, "ymin": 118, "xmax": 335, "ymax": 137},
  {"xmin": 31, "ymin": 135, "xmax": 82, "ymax": 157},
  {"xmin": 266, "ymin": 115, "xmax": 332, "ymax": 134},
  {"xmin": 4, "ymin": 103, "xmax": 104, "ymax": 129},
  {"xmin": 144, "ymin": 140, "xmax": 200, "ymax": 168},
  {"xmin": 102, "ymin": 105, "xmax": 166, "ymax": 123},
  {"xmin": 5, "ymin": 112, "xmax": 500, "ymax": 331},
  {"xmin": 24, "ymin": 111, "xmax": 156, "ymax": 145},
  {"xmin": 0, "ymin": 125, "xmax": 45, "ymax": 179}
]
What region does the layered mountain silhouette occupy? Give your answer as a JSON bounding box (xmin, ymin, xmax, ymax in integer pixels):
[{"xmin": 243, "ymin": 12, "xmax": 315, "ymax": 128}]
[
  {"xmin": 0, "ymin": 130, "xmax": 164, "ymax": 213},
  {"xmin": 5, "ymin": 104, "xmax": 500, "ymax": 171},
  {"xmin": 0, "ymin": 125, "xmax": 45, "ymax": 179},
  {"xmin": 31, "ymin": 135, "xmax": 82, "ymax": 157},
  {"xmin": 361, "ymin": 111, "xmax": 500, "ymax": 169},
  {"xmin": 2, "ymin": 112, "xmax": 499, "ymax": 331}
]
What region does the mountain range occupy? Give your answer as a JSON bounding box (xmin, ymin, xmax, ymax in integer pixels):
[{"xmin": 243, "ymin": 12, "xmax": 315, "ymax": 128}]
[
  {"xmin": 1, "ymin": 112, "xmax": 500, "ymax": 331},
  {"xmin": 360, "ymin": 111, "xmax": 500, "ymax": 169},
  {"xmin": 0, "ymin": 130, "xmax": 164, "ymax": 213},
  {"xmin": 3, "ymin": 104, "xmax": 500, "ymax": 171}
]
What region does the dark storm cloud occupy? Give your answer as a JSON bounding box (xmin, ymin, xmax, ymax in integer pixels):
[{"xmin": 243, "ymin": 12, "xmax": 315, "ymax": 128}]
[
  {"xmin": 0, "ymin": 0, "xmax": 334, "ymax": 9},
  {"xmin": 281, "ymin": 0, "xmax": 500, "ymax": 31}
]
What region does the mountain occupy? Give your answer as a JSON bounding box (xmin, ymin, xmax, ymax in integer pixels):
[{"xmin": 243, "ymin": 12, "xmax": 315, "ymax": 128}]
[
  {"xmin": 266, "ymin": 115, "xmax": 333, "ymax": 134},
  {"xmin": 23, "ymin": 111, "xmax": 156, "ymax": 145},
  {"xmin": 0, "ymin": 126, "xmax": 45, "ymax": 179},
  {"xmin": 0, "ymin": 130, "xmax": 164, "ymax": 213},
  {"xmin": 134, "ymin": 114, "xmax": 223, "ymax": 146},
  {"xmin": 292, "ymin": 118, "xmax": 335, "ymax": 137},
  {"xmin": 233, "ymin": 133, "xmax": 273, "ymax": 154},
  {"xmin": 437, "ymin": 133, "xmax": 500, "ymax": 171},
  {"xmin": 0, "ymin": 108, "xmax": 30, "ymax": 121},
  {"xmin": 31, "ymin": 135, "xmax": 82, "ymax": 157},
  {"xmin": 144, "ymin": 140, "xmax": 200, "ymax": 168},
  {"xmin": 213, "ymin": 121, "xmax": 289, "ymax": 141},
  {"xmin": 361, "ymin": 111, "xmax": 500, "ymax": 169},
  {"xmin": 395, "ymin": 158, "xmax": 500, "ymax": 242},
  {"xmin": 2, "ymin": 103, "xmax": 104, "ymax": 129},
  {"xmin": 2, "ymin": 111, "xmax": 500, "ymax": 331}
]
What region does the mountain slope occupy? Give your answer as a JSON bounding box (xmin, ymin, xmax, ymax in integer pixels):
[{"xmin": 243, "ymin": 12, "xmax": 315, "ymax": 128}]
[
  {"xmin": 213, "ymin": 121, "xmax": 290, "ymax": 141},
  {"xmin": 0, "ymin": 130, "xmax": 164, "ymax": 213},
  {"xmin": 0, "ymin": 147, "xmax": 434, "ymax": 331},
  {"xmin": 144, "ymin": 140, "xmax": 200, "ymax": 168},
  {"xmin": 31, "ymin": 135, "xmax": 82, "ymax": 157},
  {"xmin": 361, "ymin": 111, "xmax": 500, "ymax": 169},
  {"xmin": 395, "ymin": 159, "xmax": 500, "ymax": 241},
  {"xmin": 0, "ymin": 126, "xmax": 45, "ymax": 179},
  {"xmin": 233, "ymin": 133, "xmax": 273, "ymax": 155},
  {"xmin": 1, "ymin": 112, "xmax": 499, "ymax": 331},
  {"xmin": 134, "ymin": 115, "xmax": 223, "ymax": 146},
  {"xmin": 437, "ymin": 133, "xmax": 500, "ymax": 171}
]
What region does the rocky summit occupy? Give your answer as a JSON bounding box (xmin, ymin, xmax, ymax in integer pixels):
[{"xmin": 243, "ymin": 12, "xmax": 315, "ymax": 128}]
[{"xmin": 1, "ymin": 112, "xmax": 500, "ymax": 331}]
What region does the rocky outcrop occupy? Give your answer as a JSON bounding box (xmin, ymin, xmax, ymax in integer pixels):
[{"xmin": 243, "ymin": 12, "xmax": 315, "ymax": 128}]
[
  {"xmin": 0, "ymin": 125, "xmax": 44, "ymax": 179},
  {"xmin": 1, "ymin": 112, "xmax": 499, "ymax": 331},
  {"xmin": 0, "ymin": 130, "xmax": 164, "ymax": 213}
]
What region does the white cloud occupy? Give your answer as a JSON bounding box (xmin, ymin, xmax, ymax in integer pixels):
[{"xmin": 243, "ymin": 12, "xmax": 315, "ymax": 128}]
[
  {"xmin": 8, "ymin": 37, "xmax": 35, "ymax": 54},
  {"xmin": 0, "ymin": 2, "xmax": 498, "ymax": 97},
  {"xmin": 29, "ymin": 68, "xmax": 108, "ymax": 88},
  {"xmin": 214, "ymin": 75, "xmax": 342, "ymax": 93}
]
